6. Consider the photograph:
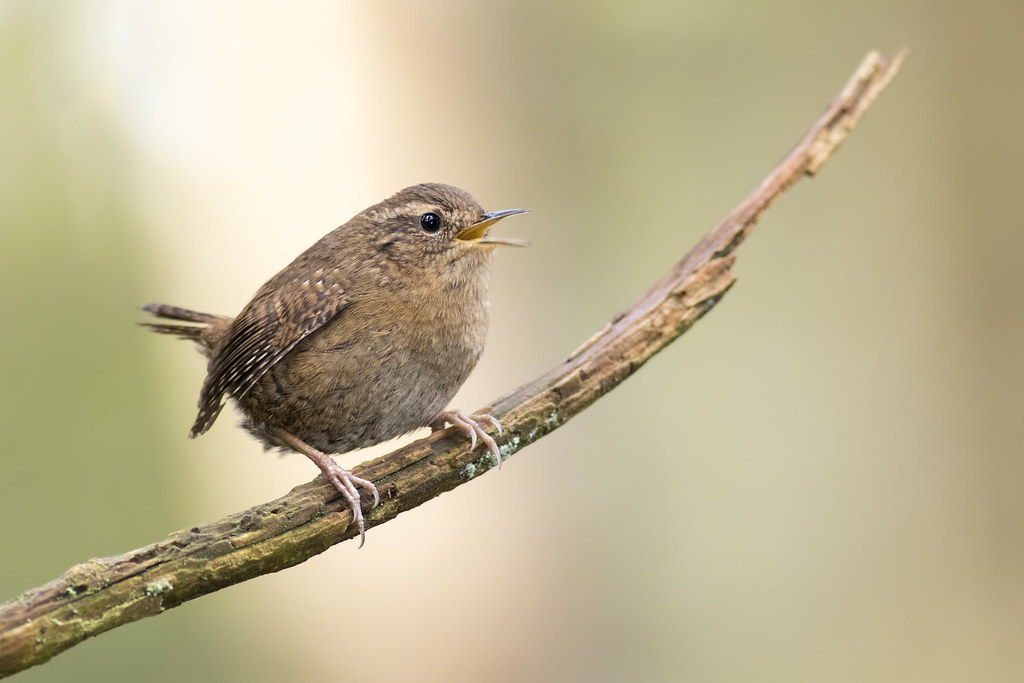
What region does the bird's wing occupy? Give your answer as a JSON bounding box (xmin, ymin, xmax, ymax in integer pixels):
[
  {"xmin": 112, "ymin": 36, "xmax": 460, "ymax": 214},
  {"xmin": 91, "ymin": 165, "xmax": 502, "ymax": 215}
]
[{"xmin": 190, "ymin": 277, "xmax": 350, "ymax": 436}]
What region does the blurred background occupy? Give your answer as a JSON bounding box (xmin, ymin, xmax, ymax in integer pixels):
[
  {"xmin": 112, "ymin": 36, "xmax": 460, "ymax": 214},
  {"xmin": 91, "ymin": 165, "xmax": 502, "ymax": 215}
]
[{"xmin": 1, "ymin": 1, "xmax": 1021, "ymax": 681}]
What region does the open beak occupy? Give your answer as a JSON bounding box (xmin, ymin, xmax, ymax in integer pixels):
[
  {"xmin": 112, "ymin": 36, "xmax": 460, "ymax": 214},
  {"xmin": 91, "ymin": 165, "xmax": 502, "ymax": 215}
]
[{"xmin": 455, "ymin": 208, "xmax": 529, "ymax": 247}]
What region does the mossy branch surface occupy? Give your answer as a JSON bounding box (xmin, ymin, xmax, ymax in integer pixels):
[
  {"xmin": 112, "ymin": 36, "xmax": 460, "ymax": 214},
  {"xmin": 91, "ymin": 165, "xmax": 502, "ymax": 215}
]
[{"xmin": 0, "ymin": 50, "xmax": 905, "ymax": 678}]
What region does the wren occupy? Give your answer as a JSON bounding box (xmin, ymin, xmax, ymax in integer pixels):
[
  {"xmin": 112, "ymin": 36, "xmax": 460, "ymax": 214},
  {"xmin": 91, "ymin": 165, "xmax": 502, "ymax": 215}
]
[{"xmin": 143, "ymin": 183, "xmax": 527, "ymax": 545}]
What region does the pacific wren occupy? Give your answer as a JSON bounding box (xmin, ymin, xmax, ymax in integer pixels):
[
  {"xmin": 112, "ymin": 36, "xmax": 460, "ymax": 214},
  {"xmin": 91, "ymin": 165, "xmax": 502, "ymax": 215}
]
[{"xmin": 143, "ymin": 183, "xmax": 526, "ymax": 545}]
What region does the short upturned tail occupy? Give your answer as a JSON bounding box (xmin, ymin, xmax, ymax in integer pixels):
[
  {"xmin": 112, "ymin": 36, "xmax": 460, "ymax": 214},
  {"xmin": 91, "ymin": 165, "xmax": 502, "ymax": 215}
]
[{"xmin": 140, "ymin": 303, "xmax": 227, "ymax": 345}]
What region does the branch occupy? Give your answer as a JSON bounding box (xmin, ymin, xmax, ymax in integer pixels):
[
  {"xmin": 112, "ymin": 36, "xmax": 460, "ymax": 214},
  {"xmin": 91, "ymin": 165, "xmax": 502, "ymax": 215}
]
[{"xmin": 0, "ymin": 50, "xmax": 906, "ymax": 678}]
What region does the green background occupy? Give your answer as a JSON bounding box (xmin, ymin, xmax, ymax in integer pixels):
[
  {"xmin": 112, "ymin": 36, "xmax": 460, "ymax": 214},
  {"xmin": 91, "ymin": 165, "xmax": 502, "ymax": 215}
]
[{"xmin": 2, "ymin": 1, "xmax": 1021, "ymax": 681}]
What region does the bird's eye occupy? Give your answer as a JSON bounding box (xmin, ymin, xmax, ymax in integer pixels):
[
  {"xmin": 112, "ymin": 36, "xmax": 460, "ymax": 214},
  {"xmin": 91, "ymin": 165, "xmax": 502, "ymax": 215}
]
[{"xmin": 419, "ymin": 212, "xmax": 442, "ymax": 233}]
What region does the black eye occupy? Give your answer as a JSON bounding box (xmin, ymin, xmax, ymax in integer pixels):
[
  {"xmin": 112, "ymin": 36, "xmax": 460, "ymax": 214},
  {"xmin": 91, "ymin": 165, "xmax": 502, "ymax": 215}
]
[{"xmin": 419, "ymin": 212, "xmax": 442, "ymax": 233}]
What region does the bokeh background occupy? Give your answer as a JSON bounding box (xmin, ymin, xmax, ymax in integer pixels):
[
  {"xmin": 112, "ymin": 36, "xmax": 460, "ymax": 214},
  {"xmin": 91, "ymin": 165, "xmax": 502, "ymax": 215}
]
[{"xmin": 2, "ymin": 1, "xmax": 1022, "ymax": 681}]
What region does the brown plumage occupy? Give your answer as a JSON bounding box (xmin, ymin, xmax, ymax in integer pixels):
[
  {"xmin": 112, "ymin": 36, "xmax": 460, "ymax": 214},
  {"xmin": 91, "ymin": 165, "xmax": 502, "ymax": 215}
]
[{"xmin": 143, "ymin": 183, "xmax": 526, "ymax": 545}]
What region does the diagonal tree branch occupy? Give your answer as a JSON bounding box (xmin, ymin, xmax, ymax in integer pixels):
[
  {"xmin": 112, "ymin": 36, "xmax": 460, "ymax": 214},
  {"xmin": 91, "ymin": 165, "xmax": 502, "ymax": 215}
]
[{"xmin": 0, "ymin": 50, "xmax": 906, "ymax": 678}]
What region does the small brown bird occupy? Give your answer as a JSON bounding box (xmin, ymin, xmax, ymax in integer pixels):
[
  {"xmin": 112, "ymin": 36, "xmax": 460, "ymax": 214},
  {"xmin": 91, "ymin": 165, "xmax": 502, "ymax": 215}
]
[{"xmin": 143, "ymin": 183, "xmax": 526, "ymax": 545}]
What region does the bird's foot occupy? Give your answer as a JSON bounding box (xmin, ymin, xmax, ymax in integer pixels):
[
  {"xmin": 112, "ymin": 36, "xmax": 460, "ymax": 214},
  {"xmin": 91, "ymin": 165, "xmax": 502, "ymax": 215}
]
[
  {"xmin": 432, "ymin": 409, "xmax": 504, "ymax": 469},
  {"xmin": 318, "ymin": 460, "xmax": 379, "ymax": 548},
  {"xmin": 272, "ymin": 428, "xmax": 379, "ymax": 548}
]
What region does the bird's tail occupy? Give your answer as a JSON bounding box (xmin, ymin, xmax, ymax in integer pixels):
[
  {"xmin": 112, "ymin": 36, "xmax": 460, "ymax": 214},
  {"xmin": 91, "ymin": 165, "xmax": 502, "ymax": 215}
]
[{"xmin": 140, "ymin": 303, "xmax": 227, "ymax": 346}]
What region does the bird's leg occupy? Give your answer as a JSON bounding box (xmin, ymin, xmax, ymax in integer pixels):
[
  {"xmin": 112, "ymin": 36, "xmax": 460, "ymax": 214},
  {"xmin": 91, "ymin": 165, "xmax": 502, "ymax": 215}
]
[
  {"xmin": 431, "ymin": 410, "xmax": 504, "ymax": 469},
  {"xmin": 271, "ymin": 427, "xmax": 379, "ymax": 548}
]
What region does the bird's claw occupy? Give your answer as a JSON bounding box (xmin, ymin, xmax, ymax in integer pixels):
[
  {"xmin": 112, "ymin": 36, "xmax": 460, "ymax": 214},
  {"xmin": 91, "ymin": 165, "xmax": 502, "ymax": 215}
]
[
  {"xmin": 321, "ymin": 460, "xmax": 379, "ymax": 548},
  {"xmin": 272, "ymin": 424, "xmax": 380, "ymax": 547},
  {"xmin": 436, "ymin": 409, "xmax": 504, "ymax": 469}
]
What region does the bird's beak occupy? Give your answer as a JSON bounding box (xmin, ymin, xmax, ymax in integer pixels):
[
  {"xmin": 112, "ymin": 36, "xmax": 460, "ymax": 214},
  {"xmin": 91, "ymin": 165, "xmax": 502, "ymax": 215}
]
[{"xmin": 456, "ymin": 208, "xmax": 529, "ymax": 247}]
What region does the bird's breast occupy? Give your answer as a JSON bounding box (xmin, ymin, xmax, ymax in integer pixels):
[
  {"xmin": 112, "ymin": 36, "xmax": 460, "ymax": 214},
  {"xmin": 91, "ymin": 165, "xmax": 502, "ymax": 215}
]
[{"xmin": 240, "ymin": 266, "xmax": 492, "ymax": 454}]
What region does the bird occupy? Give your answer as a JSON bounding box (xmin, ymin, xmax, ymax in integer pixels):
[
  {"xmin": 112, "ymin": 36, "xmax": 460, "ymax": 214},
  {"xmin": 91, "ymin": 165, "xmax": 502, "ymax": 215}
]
[{"xmin": 142, "ymin": 183, "xmax": 527, "ymax": 546}]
